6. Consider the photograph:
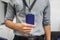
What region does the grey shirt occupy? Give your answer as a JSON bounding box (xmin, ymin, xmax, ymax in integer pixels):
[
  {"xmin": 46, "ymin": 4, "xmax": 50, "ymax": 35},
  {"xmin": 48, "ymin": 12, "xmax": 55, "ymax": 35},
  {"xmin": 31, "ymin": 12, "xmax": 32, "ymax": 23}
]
[
  {"xmin": 0, "ymin": 0, "xmax": 4, "ymax": 25},
  {"xmin": 0, "ymin": 0, "xmax": 9, "ymax": 25},
  {"xmin": 2, "ymin": 0, "xmax": 10, "ymax": 3},
  {"xmin": 5, "ymin": 0, "xmax": 50, "ymax": 36}
]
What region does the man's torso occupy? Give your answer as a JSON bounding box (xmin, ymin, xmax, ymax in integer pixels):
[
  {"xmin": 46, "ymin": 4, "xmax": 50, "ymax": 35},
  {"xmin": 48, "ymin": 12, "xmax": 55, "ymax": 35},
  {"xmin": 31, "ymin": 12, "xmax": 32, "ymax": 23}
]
[{"xmin": 9, "ymin": 0, "xmax": 48, "ymax": 36}]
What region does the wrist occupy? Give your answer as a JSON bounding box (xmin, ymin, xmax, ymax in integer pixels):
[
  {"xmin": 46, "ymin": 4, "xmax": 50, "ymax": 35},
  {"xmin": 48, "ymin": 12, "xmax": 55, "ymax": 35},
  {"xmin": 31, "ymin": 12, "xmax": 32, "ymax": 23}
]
[
  {"xmin": 13, "ymin": 23, "xmax": 20, "ymax": 30},
  {"xmin": 45, "ymin": 36, "xmax": 50, "ymax": 40}
]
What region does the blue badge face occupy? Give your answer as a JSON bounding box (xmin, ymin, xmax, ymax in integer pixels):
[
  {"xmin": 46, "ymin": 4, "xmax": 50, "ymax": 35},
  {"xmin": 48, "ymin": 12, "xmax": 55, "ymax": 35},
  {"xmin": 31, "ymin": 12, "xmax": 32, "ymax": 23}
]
[{"xmin": 26, "ymin": 13, "xmax": 35, "ymax": 25}]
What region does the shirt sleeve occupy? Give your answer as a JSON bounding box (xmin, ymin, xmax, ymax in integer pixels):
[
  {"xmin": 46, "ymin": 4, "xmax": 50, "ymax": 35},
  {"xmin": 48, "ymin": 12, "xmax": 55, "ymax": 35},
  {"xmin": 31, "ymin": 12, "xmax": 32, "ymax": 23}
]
[
  {"xmin": 1, "ymin": 0, "xmax": 10, "ymax": 3},
  {"xmin": 43, "ymin": 0, "xmax": 50, "ymax": 26},
  {"xmin": 5, "ymin": 1, "xmax": 15, "ymax": 21}
]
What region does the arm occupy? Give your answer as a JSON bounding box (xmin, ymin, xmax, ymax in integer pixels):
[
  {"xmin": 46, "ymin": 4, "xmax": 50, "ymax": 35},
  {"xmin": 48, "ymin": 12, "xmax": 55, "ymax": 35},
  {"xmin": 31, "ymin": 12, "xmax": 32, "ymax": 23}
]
[
  {"xmin": 44, "ymin": 25, "xmax": 51, "ymax": 40},
  {"xmin": 43, "ymin": 1, "xmax": 51, "ymax": 40},
  {"xmin": 5, "ymin": 20, "xmax": 35, "ymax": 34},
  {"xmin": 5, "ymin": 1, "xmax": 18, "ymax": 30}
]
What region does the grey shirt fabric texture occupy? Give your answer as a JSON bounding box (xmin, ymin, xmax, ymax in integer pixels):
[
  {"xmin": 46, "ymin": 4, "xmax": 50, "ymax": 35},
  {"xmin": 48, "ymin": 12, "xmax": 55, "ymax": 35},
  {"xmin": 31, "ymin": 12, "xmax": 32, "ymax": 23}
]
[
  {"xmin": 5, "ymin": 0, "xmax": 50, "ymax": 36},
  {"xmin": 0, "ymin": 0, "xmax": 9, "ymax": 25},
  {"xmin": 2, "ymin": 0, "xmax": 10, "ymax": 3},
  {"xmin": 0, "ymin": 0, "xmax": 4, "ymax": 25}
]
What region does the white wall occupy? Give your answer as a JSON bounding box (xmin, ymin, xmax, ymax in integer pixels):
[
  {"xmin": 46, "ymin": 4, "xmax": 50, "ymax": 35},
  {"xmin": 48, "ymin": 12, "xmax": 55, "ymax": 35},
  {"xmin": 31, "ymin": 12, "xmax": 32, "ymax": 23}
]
[{"xmin": 50, "ymin": 0, "xmax": 60, "ymax": 31}]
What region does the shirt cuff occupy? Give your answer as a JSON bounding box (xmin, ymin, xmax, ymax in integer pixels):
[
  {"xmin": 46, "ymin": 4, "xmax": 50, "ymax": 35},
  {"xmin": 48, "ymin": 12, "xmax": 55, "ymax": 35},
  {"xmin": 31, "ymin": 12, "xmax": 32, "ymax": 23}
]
[{"xmin": 43, "ymin": 20, "xmax": 50, "ymax": 26}]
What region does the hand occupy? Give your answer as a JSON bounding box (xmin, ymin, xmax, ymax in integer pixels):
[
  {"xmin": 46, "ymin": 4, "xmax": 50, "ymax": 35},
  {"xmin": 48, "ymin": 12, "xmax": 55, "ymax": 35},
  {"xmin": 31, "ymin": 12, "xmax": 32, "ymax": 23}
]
[{"xmin": 15, "ymin": 23, "xmax": 36, "ymax": 34}]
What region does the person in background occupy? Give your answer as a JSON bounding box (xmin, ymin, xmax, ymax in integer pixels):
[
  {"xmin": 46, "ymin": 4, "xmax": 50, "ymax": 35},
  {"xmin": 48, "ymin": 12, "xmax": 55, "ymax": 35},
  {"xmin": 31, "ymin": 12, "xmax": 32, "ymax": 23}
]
[{"xmin": 5, "ymin": 0, "xmax": 51, "ymax": 40}]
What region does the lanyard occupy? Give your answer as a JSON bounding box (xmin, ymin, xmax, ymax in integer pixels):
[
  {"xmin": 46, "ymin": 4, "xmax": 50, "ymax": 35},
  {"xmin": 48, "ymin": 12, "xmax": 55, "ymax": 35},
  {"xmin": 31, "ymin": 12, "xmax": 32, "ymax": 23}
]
[{"xmin": 22, "ymin": 0, "xmax": 37, "ymax": 12}]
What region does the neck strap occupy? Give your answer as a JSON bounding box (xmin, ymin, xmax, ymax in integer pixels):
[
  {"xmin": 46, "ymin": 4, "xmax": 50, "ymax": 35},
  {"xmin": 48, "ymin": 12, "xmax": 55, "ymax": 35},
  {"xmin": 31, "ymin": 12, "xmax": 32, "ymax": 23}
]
[{"xmin": 22, "ymin": 0, "xmax": 37, "ymax": 12}]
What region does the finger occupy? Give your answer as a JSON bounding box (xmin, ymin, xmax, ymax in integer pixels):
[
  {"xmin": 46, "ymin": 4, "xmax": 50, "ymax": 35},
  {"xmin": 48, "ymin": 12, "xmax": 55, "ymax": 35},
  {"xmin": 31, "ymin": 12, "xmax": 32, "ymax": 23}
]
[
  {"xmin": 23, "ymin": 30, "xmax": 31, "ymax": 34},
  {"xmin": 24, "ymin": 32, "xmax": 30, "ymax": 34},
  {"xmin": 24, "ymin": 23, "xmax": 36, "ymax": 27},
  {"xmin": 22, "ymin": 27, "xmax": 32, "ymax": 30},
  {"xmin": 26, "ymin": 24, "xmax": 36, "ymax": 27}
]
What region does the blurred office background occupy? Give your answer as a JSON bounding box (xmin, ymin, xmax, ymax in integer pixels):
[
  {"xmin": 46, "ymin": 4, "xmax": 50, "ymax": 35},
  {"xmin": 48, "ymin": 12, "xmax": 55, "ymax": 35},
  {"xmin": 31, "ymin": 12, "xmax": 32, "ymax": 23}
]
[{"xmin": 0, "ymin": 0, "xmax": 60, "ymax": 40}]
